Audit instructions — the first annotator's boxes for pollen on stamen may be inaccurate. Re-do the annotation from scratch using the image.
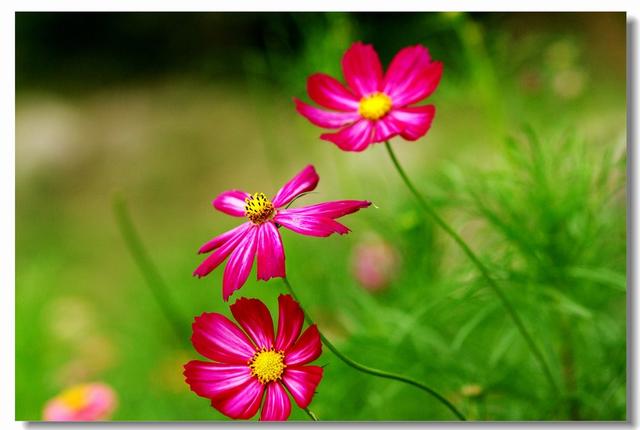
[244,192,275,224]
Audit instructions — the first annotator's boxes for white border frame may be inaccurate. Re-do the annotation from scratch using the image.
[3,3,637,430]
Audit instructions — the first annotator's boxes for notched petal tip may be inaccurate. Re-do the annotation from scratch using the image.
[230,296,248,307]
[192,312,210,325]
[230,296,266,313]
[257,272,285,282]
[278,293,295,302]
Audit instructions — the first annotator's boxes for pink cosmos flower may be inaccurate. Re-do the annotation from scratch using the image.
[294,42,443,152]
[184,294,323,421]
[42,382,117,421]
[194,165,371,301]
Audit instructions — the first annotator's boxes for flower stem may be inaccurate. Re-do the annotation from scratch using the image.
[383,141,557,391]
[112,193,190,347]
[304,407,319,421]
[282,277,466,421]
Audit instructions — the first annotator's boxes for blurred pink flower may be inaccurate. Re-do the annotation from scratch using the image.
[184,295,323,421]
[43,382,117,421]
[351,239,399,292]
[194,165,370,300]
[295,42,443,152]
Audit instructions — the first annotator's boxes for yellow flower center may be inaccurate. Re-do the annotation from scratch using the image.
[358,92,392,120]
[249,348,286,384]
[59,385,90,410]
[244,192,275,224]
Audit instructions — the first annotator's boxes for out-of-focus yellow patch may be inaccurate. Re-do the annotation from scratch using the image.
[59,385,90,410]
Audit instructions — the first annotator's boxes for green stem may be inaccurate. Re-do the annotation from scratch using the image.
[383,141,557,391]
[304,407,319,421]
[113,193,189,346]
[282,277,466,421]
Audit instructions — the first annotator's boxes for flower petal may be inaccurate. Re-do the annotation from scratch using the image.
[320,119,374,152]
[230,297,275,350]
[191,312,256,364]
[282,365,323,409]
[256,222,286,281]
[184,360,253,401]
[387,61,443,107]
[260,382,292,421]
[212,376,265,420]
[213,190,250,217]
[307,73,359,111]
[382,45,441,105]
[193,223,252,278]
[279,200,371,219]
[285,324,322,366]
[274,213,350,237]
[373,116,403,142]
[43,401,75,421]
[77,385,116,420]
[384,45,431,82]
[222,226,258,301]
[275,294,304,352]
[388,105,436,141]
[271,165,319,208]
[294,99,360,129]
[342,42,383,97]
[198,223,250,255]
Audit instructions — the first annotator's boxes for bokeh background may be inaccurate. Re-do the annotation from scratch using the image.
[16,12,626,421]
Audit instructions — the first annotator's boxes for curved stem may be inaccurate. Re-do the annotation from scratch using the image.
[282,277,466,421]
[113,194,190,347]
[383,141,557,391]
[304,407,319,421]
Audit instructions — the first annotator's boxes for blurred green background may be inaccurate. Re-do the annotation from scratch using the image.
[16,12,626,421]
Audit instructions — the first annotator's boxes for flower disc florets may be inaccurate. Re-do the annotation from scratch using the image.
[358,92,393,120]
[244,192,275,224]
[249,348,286,384]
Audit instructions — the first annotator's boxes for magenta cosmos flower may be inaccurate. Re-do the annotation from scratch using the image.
[194,165,371,301]
[184,295,323,421]
[43,383,117,421]
[294,42,443,152]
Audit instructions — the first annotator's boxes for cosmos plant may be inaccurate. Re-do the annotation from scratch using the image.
[187,162,465,421]
[113,40,556,422]
[294,41,556,391]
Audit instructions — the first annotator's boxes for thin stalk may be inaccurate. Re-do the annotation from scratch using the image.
[559,311,580,419]
[282,277,466,421]
[304,407,319,421]
[383,141,557,391]
[113,194,189,346]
